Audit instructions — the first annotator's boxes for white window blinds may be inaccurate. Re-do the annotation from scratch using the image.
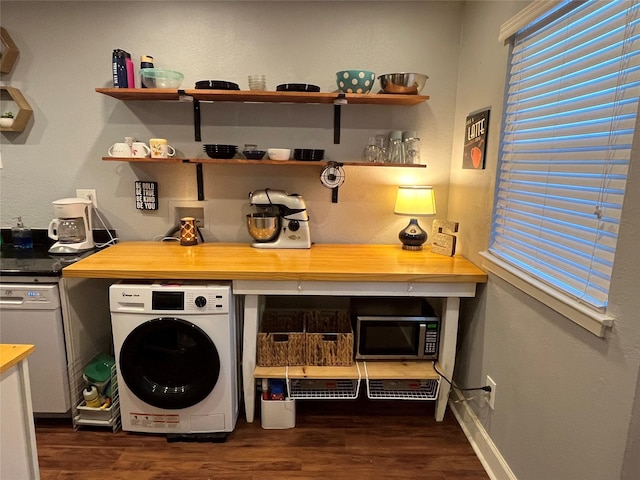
[490,0,640,311]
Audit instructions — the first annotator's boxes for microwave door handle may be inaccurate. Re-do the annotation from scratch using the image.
[418,323,427,358]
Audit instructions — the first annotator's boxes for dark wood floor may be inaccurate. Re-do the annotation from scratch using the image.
[35,398,489,480]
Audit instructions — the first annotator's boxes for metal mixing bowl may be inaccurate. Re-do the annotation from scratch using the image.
[378,73,428,95]
[246,213,280,242]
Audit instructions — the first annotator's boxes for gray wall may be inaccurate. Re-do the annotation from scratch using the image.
[0,0,462,244]
[449,2,640,480]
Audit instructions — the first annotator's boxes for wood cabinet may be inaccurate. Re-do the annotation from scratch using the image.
[0,344,39,480]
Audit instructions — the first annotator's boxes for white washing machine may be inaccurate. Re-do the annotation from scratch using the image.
[110,282,238,434]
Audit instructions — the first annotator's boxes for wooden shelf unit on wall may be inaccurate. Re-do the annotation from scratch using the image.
[0,27,19,74]
[96,87,429,167]
[0,86,33,132]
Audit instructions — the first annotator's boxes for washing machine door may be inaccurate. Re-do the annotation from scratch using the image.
[119,317,221,410]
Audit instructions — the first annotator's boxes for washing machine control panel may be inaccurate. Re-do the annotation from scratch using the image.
[109,283,230,314]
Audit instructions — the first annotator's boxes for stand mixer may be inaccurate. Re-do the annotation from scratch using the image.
[246,189,311,249]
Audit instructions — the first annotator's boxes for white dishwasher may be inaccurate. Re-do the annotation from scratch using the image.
[0,283,71,415]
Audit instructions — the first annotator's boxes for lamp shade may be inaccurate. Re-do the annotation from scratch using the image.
[394,186,436,216]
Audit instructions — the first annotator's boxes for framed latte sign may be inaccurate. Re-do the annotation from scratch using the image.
[0,27,19,74]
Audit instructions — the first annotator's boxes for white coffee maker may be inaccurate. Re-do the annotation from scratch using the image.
[48,198,95,254]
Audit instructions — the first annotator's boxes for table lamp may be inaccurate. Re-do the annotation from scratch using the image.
[394,186,436,250]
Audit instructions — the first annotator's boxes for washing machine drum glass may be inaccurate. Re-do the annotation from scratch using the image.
[119,317,221,410]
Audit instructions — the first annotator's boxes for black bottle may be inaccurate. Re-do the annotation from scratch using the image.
[112,49,128,88]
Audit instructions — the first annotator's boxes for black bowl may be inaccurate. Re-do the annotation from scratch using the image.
[205,150,236,159]
[243,150,266,160]
[203,144,238,151]
[195,80,240,90]
[276,83,321,93]
[293,148,325,161]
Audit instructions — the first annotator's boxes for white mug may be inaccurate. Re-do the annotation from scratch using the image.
[108,142,132,157]
[150,138,176,158]
[131,142,151,158]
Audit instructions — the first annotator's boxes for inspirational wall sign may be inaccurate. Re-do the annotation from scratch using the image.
[135,181,158,210]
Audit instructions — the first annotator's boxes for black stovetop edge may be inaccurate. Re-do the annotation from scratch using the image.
[1,228,116,249]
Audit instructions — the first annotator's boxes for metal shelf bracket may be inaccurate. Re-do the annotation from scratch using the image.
[333,94,347,144]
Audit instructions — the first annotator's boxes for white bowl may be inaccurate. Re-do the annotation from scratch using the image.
[267,148,291,161]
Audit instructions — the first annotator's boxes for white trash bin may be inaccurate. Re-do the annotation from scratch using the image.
[261,397,296,429]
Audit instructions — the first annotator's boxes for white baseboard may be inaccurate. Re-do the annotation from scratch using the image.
[449,390,517,480]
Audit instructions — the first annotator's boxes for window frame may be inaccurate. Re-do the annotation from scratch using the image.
[482,0,639,337]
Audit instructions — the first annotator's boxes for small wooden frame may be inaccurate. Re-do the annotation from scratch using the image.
[431,220,459,257]
[0,28,19,74]
[0,86,33,132]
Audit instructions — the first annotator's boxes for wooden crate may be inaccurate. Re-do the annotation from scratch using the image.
[257,310,306,366]
[305,310,354,366]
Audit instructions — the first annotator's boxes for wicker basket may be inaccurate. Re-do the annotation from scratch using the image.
[305,310,354,366]
[257,310,306,366]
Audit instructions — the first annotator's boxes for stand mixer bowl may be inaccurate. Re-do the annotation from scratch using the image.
[247,213,280,242]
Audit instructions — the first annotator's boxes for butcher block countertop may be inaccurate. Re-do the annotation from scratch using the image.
[62,242,487,283]
[0,344,35,374]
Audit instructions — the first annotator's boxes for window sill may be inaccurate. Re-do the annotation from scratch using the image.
[479,251,614,337]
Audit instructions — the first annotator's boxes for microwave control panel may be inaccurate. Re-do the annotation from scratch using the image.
[424,320,440,356]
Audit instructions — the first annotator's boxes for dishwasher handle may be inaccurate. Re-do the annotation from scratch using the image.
[1,295,25,305]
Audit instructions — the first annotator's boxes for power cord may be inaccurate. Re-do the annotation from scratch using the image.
[93,206,119,248]
[432,361,492,393]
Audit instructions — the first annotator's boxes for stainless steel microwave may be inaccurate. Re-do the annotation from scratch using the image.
[351,298,440,361]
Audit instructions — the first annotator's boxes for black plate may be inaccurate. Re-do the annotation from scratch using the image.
[276,83,320,93]
[195,80,240,90]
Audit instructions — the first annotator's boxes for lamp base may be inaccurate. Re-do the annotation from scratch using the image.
[399,218,427,251]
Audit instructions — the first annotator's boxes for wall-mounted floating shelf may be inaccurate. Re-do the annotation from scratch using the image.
[95,88,428,105]
[0,28,19,74]
[101,156,427,167]
[0,86,33,132]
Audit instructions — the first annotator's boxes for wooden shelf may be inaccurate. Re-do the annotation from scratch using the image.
[95,88,429,105]
[0,28,19,74]
[0,86,33,132]
[102,156,427,167]
[254,361,439,380]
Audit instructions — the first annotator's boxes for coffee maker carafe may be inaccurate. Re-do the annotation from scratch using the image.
[48,198,95,254]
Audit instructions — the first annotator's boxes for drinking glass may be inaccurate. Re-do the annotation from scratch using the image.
[404,137,421,164]
[363,136,384,163]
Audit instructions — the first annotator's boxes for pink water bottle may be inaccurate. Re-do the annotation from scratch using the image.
[125,52,135,88]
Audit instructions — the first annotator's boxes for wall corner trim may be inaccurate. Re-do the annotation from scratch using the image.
[449,391,518,480]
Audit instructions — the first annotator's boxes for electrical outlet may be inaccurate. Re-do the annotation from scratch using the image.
[175,206,205,228]
[76,189,97,209]
[485,375,496,409]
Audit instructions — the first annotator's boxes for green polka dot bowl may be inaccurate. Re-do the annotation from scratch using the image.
[336,70,376,94]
